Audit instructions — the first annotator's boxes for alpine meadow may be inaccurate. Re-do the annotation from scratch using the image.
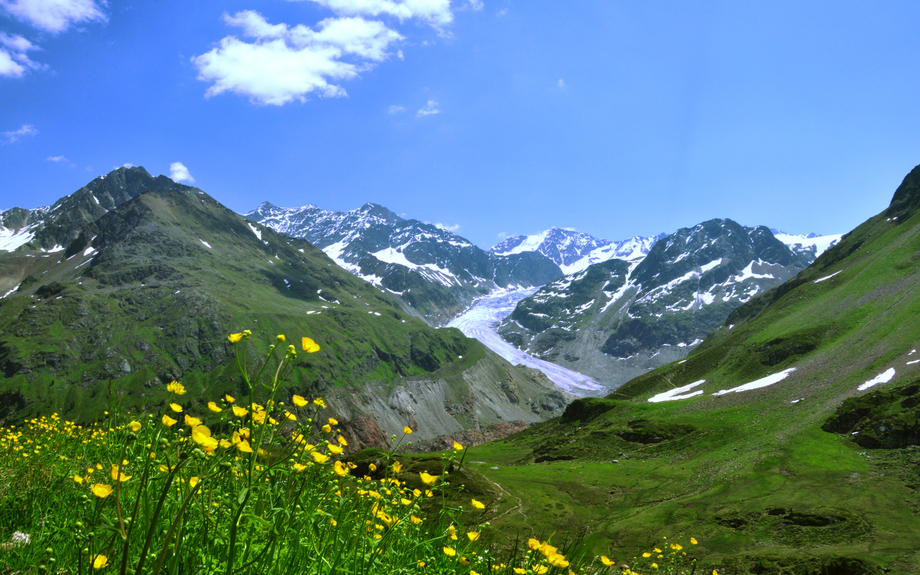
[3,1,920,574]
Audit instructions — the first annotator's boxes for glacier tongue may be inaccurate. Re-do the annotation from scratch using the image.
[447,288,606,396]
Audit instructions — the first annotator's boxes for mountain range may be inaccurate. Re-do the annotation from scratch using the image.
[0,167,567,447]
[497,219,818,388]
[460,163,920,573]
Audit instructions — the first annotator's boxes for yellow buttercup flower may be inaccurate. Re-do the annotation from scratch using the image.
[207,401,222,413]
[110,465,131,482]
[129,420,141,432]
[334,460,348,477]
[314,397,327,409]
[225,394,236,403]
[600,556,615,566]
[392,461,403,473]
[162,414,177,427]
[91,483,113,498]
[302,337,320,353]
[292,395,308,407]
[311,451,329,464]
[691,537,698,545]
[232,405,248,417]
[73,474,83,484]
[337,435,347,446]
[169,403,182,413]
[467,531,480,541]
[328,417,338,426]
[184,414,202,427]
[419,471,437,485]
[228,332,243,343]
[322,424,332,433]
[167,380,186,395]
[293,463,308,473]
[235,440,253,453]
[328,444,343,455]
[403,426,413,434]
[471,498,485,509]
[452,440,463,451]
[189,477,199,488]
[92,554,108,569]
[442,546,456,557]
[276,334,286,343]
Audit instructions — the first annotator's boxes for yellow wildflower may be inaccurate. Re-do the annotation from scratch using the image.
[228,333,243,343]
[293,463,308,473]
[129,420,141,432]
[92,554,108,569]
[643,553,652,558]
[419,471,437,485]
[322,424,332,433]
[691,538,698,545]
[334,460,348,477]
[235,440,253,453]
[528,538,541,551]
[302,337,320,353]
[392,460,403,473]
[403,426,412,434]
[162,414,177,427]
[232,405,248,417]
[328,444,343,455]
[207,401,222,413]
[169,403,182,413]
[285,411,297,421]
[337,435,347,446]
[292,395,308,407]
[453,440,463,451]
[184,414,202,427]
[514,569,526,575]
[443,546,456,557]
[225,394,236,403]
[167,381,186,395]
[600,556,615,566]
[471,498,485,509]
[328,417,338,425]
[468,531,480,541]
[311,451,329,464]
[410,515,422,524]
[73,474,83,484]
[110,465,132,482]
[314,398,326,409]
[276,334,286,343]
[91,483,113,498]
[189,477,199,488]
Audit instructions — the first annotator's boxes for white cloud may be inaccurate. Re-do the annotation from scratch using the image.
[0,33,44,78]
[496,8,507,16]
[388,104,405,114]
[464,0,483,10]
[294,0,453,27]
[2,123,37,143]
[169,162,195,183]
[122,163,134,168]
[435,222,460,232]
[397,48,403,60]
[193,11,403,105]
[557,78,566,89]
[46,155,67,162]
[0,0,107,33]
[416,99,440,117]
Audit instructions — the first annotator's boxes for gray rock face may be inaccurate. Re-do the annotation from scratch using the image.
[498,218,815,389]
[245,202,564,325]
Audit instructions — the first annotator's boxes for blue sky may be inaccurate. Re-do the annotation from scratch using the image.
[2,1,919,249]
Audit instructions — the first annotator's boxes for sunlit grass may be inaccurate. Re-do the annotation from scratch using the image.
[0,331,703,575]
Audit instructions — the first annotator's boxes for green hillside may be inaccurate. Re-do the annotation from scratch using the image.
[461,165,920,574]
[0,169,566,446]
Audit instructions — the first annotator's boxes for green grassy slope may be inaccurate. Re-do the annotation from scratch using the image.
[461,165,920,574]
[0,183,564,442]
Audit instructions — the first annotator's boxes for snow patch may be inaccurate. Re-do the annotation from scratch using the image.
[858,368,896,391]
[700,258,722,273]
[199,239,212,249]
[247,223,262,240]
[648,380,706,403]
[814,271,841,284]
[712,367,796,396]
[1,284,20,299]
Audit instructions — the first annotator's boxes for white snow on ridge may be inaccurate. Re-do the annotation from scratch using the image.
[246,223,262,241]
[199,239,212,249]
[733,260,775,282]
[648,380,706,403]
[1,284,20,299]
[712,367,796,396]
[493,231,549,256]
[857,368,896,391]
[775,233,842,257]
[0,225,37,252]
[701,258,722,273]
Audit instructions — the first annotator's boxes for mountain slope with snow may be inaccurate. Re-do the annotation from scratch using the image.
[491,227,662,274]
[245,202,564,325]
[498,219,814,390]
